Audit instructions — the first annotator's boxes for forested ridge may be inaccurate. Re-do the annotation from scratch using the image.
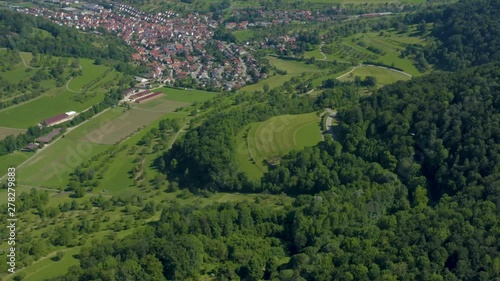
[0,9,132,60]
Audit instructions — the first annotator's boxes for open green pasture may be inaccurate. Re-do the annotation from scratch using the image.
[236,112,322,179]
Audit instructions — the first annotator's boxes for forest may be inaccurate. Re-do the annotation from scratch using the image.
[3,0,500,280]
[0,9,132,61]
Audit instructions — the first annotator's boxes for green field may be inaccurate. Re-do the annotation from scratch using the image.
[240,56,323,93]
[0,89,108,128]
[0,126,26,140]
[0,151,31,178]
[338,65,411,86]
[156,87,218,103]
[236,112,322,179]
[67,59,111,92]
[12,85,216,191]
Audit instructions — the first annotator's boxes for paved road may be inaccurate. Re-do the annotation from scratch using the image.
[320,108,338,141]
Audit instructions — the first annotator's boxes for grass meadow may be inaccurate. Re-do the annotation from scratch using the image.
[236,112,322,180]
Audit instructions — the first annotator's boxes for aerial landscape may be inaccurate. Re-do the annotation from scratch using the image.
[0,0,499,280]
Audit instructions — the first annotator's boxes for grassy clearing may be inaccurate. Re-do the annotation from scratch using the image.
[338,65,411,86]
[233,30,254,43]
[295,121,323,149]
[82,100,189,145]
[156,87,218,103]
[241,56,322,93]
[0,151,31,177]
[67,59,110,91]
[0,126,26,140]
[17,138,110,188]
[236,112,322,179]
[0,88,107,129]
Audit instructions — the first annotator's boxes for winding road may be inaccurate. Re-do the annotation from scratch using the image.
[320,108,338,141]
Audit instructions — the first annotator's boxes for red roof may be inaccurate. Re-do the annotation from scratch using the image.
[135,92,163,103]
[44,114,68,126]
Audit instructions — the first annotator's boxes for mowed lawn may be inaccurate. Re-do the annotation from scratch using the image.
[67,59,110,92]
[236,112,322,179]
[0,151,32,178]
[156,87,218,103]
[0,126,26,140]
[338,65,411,86]
[0,89,107,129]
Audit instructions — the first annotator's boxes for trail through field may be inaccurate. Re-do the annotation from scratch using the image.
[319,42,327,60]
[169,124,188,149]
[19,52,41,69]
[66,77,82,93]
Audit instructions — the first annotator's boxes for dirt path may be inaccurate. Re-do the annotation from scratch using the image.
[169,124,188,149]
[19,52,41,69]
[318,42,327,60]
[65,77,82,93]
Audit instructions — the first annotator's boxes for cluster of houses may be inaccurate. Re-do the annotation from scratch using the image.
[15,2,262,91]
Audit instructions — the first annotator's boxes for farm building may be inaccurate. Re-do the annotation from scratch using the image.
[42,111,77,126]
[124,88,137,97]
[22,143,39,152]
[127,90,151,102]
[135,76,148,83]
[37,128,62,143]
[135,92,163,103]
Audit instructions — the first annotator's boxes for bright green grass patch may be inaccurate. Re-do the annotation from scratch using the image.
[304,49,325,60]
[295,121,322,149]
[17,138,110,188]
[338,65,411,86]
[235,124,266,181]
[267,56,322,74]
[233,30,254,43]
[156,87,218,103]
[67,59,110,91]
[8,247,80,281]
[0,89,107,128]
[237,112,322,178]
[0,151,31,177]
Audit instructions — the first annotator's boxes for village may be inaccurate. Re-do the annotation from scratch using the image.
[13,2,263,91]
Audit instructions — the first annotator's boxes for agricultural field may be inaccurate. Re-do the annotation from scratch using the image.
[66,59,114,92]
[155,87,218,103]
[13,87,215,191]
[240,56,324,93]
[236,112,322,180]
[0,126,25,140]
[0,89,108,128]
[306,26,429,77]
[0,56,120,128]
[338,65,411,86]
[0,151,31,179]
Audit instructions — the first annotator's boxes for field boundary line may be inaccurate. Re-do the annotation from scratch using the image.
[19,52,41,69]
